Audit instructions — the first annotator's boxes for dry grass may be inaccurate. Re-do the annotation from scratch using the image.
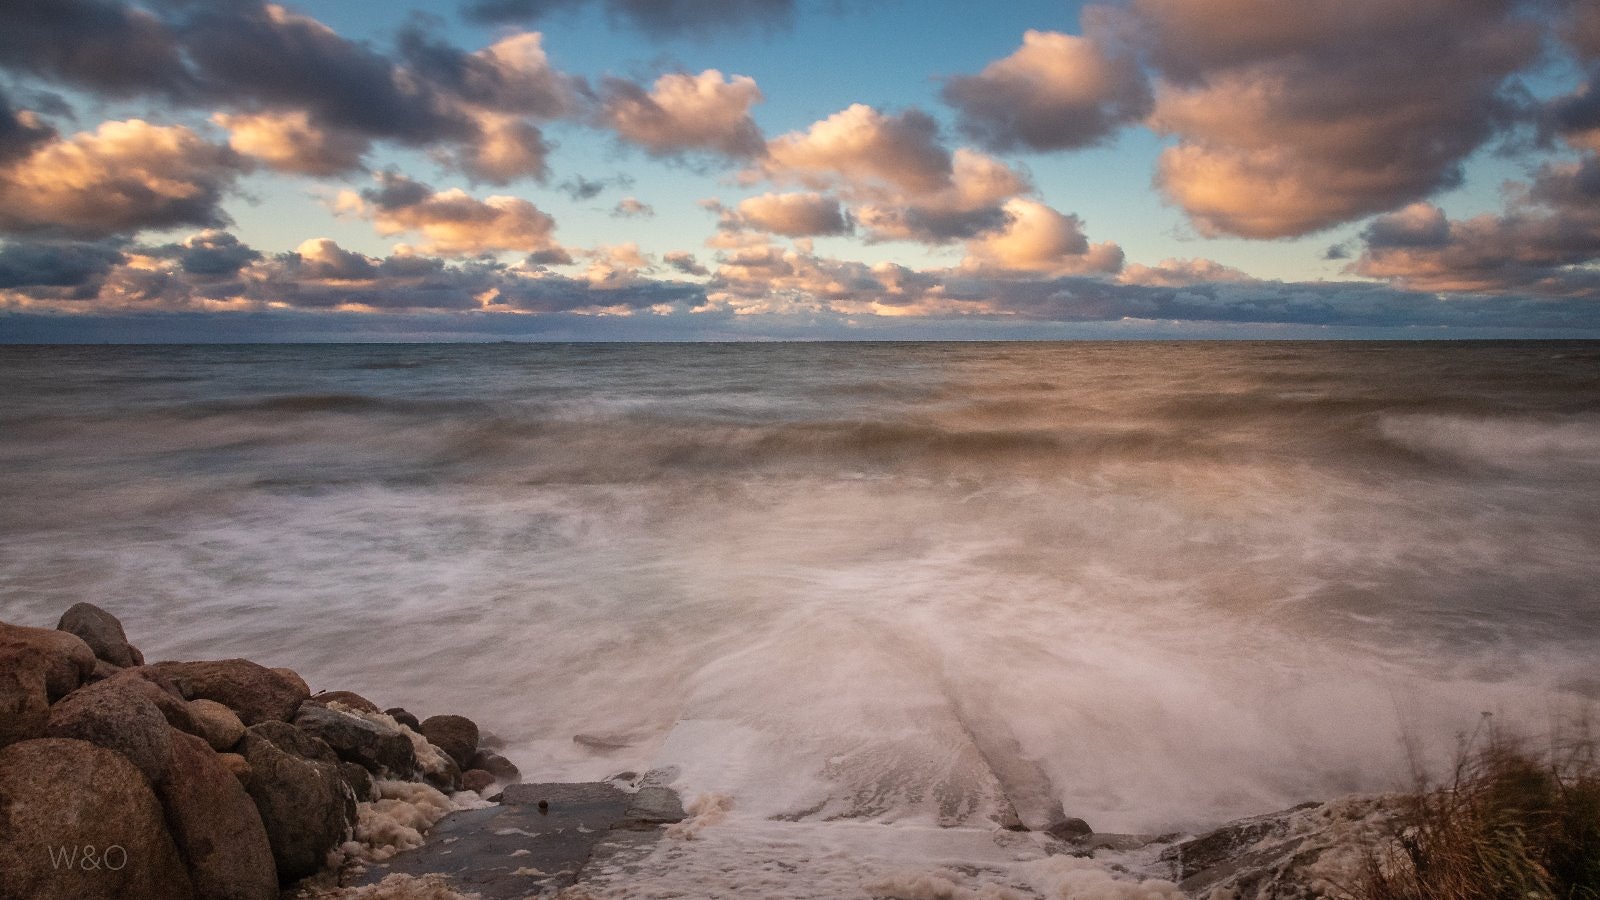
[1360,715,1600,900]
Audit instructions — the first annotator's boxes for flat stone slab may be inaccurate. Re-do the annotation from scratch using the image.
[358,781,685,898]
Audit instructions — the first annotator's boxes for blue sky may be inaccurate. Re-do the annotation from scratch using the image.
[1,0,1598,340]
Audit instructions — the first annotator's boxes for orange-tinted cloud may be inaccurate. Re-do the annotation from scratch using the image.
[763,103,950,195]
[0,119,245,238]
[961,199,1123,275]
[1135,0,1539,238]
[1119,257,1253,287]
[339,172,564,256]
[730,192,851,237]
[943,29,1150,152]
[601,69,764,158]
[213,110,369,176]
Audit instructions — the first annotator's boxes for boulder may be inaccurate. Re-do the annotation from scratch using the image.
[188,699,246,752]
[385,707,422,731]
[339,761,377,803]
[156,731,277,900]
[90,659,122,682]
[423,748,461,793]
[218,752,252,785]
[45,679,175,785]
[238,730,356,882]
[98,668,199,736]
[419,714,479,770]
[244,721,338,765]
[1045,817,1094,841]
[55,602,142,669]
[314,690,382,715]
[469,749,522,784]
[0,665,49,749]
[144,659,309,725]
[0,620,96,700]
[0,738,194,900]
[461,769,496,794]
[293,705,416,776]
[271,667,310,697]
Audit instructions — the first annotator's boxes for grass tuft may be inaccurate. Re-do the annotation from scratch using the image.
[1360,714,1600,900]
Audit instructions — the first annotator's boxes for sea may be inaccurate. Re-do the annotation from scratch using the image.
[2,341,1597,895]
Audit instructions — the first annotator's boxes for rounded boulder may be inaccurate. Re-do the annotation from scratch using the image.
[144,659,309,725]
[55,602,143,669]
[419,714,479,771]
[156,731,277,900]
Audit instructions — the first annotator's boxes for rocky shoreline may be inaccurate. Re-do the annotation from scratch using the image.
[1,603,522,900]
[2,602,1406,900]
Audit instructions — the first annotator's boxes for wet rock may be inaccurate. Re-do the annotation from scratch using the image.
[419,714,479,770]
[45,679,175,785]
[314,690,381,714]
[0,620,96,701]
[469,749,521,784]
[385,707,421,731]
[244,721,338,765]
[460,768,496,794]
[1045,817,1094,841]
[0,738,194,900]
[574,732,633,751]
[56,602,142,668]
[423,747,462,793]
[157,730,277,900]
[477,728,507,752]
[271,667,310,697]
[189,698,246,751]
[238,730,357,883]
[339,760,377,803]
[293,705,417,777]
[145,659,310,725]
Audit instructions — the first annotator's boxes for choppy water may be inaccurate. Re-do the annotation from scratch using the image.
[2,341,1597,836]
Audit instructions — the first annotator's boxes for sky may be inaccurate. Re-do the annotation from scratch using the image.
[1,0,1599,341]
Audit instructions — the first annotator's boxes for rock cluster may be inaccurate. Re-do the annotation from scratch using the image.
[0,605,522,900]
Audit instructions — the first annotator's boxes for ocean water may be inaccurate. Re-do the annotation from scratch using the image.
[2,342,1598,850]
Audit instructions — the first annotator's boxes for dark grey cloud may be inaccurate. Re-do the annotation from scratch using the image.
[397,24,580,118]
[0,89,56,163]
[0,0,194,96]
[0,238,126,297]
[663,251,708,276]
[150,229,261,277]
[461,0,795,35]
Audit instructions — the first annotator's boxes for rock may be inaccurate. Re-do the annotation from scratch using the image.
[424,748,461,793]
[469,749,521,784]
[0,665,49,749]
[293,705,416,776]
[385,707,422,731]
[271,667,310,697]
[90,659,122,682]
[1045,817,1094,841]
[0,738,195,900]
[420,714,479,770]
[460,769,496,794]
[243,721,338,765]
[339,761,377,803]
[55,602,142,669]
[314,690,382,714]
[237,730,357,883]
[45,679,175,785]
[99,668,198,736]
[145,659,309,725]
[156,730,277,900]
[218,752,252,785]
[188,698,246,752]
[0,620,96,700]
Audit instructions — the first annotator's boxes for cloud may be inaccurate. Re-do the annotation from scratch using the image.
[727,192,850,236]
[1133,0,1540,238]
[763,104,951,194]
[663,250,708,276]
[612,197,654,218]
[942,29,1151,152]
[1118,257,1253,287]
[0,119,245,239]
[342,171,564,256]
[851,148,1029,243]
[0,90,57,163]
[213,109,369,175]
[1354,158,1600,296]
[0,238,126,298]
[460,0,795,35]
[0,0,193,96]
[152,229,262,277]
[398,29,578,119]
[961,199,1124,275]
[601,69,764,159]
